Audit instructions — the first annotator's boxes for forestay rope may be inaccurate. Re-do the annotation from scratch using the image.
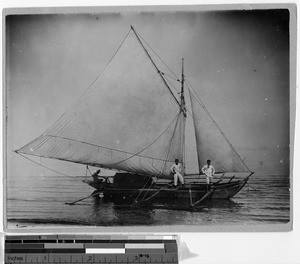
[133,111,185,204]
[162,75,193,117]
[132,31,252,173]
[107,113,179,167]
[18,153,75,178]
[185,77,252,173]
[134,30,179,81]
[133,113,184,204]
[28,135,177,164]
[43,28,132,136]
[131,26,181,109]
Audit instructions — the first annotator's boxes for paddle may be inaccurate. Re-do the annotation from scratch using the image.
[65,192,101,205]
[191,189,214,207]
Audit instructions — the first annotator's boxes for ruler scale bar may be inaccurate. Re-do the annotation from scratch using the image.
[5,253,178,262]
[125,243,165,249]
[86,248,126,254]
[44,243,84,249]
[5,235,178,264]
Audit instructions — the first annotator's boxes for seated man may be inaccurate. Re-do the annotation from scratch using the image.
[92,169,102,183]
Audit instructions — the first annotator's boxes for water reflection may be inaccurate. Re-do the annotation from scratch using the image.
[7,174,290,226]
[91,195,156,225]
[113,206,156,225]
[201,199,243,209]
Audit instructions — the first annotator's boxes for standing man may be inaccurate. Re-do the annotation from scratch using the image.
[201,160,215,190]
[170,159,184,187]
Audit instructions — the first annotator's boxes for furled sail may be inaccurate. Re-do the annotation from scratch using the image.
[189,89,251,173]
[16,29,185,178]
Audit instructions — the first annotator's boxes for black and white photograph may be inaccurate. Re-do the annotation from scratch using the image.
[4,6,292,230]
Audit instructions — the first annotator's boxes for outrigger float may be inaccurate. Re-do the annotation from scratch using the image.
[16,26,254,211]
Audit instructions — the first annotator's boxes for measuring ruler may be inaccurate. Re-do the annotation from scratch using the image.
[5,235,178,264]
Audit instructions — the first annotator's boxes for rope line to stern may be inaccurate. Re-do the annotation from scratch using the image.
[16,152,75,179]
[185,77,252,173]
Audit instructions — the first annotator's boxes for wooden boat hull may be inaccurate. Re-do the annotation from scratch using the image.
[85,173,251,209]
[212,178,249,199]
[101,186,211,207]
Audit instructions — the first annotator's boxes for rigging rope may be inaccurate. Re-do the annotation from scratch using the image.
[41,134,176,163]
[160,114,181,175]
[160,71,181,83]
[131,26,180,109]
[133,113,183,204]
[77,28,132,101]
[185,77,252,173]
[135,30,179,80]
[127,43,191,176]
[42,28,132,137]
[85,165,88,180]
[163,74,180,93]
[163,75,193,117]
[17,153,75,178]
[133,176,154,204]
[86,166,93,177]
[107,113,180,167]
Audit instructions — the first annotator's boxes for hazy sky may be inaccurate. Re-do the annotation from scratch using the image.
[6,9,290,178]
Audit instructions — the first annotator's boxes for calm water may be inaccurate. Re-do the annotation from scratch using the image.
[6,174,290,227]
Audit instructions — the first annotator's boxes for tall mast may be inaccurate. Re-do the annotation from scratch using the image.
[181,58,187,173]
[181,58,185,112]
[131,25,187,172]
[180,58,187,117]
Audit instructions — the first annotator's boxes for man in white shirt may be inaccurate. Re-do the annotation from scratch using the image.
[201,160,215,189]
[170,159,184,187]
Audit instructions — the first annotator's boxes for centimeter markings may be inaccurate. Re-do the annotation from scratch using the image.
[5,235,178,264]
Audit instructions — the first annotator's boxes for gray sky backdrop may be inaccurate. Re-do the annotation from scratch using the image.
[6,9,290,178]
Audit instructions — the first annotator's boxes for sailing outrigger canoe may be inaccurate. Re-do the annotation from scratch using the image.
[16,26,254,210]
[84,172,253,209]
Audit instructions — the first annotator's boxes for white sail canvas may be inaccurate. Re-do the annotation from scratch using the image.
[17,30,186,177]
